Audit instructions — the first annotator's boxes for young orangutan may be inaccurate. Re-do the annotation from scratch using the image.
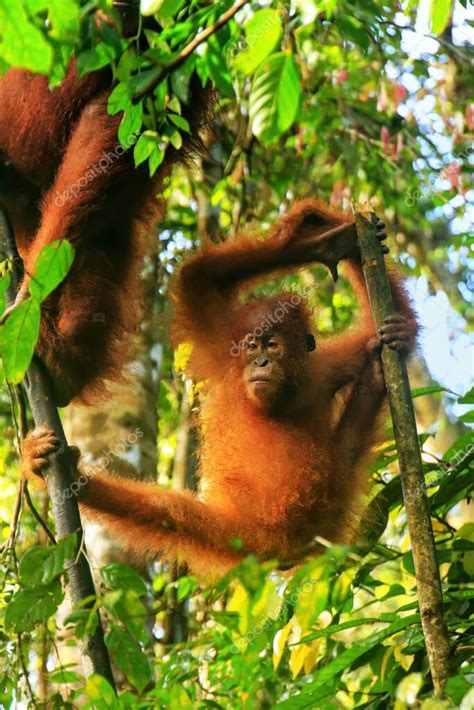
[21,201,418,579]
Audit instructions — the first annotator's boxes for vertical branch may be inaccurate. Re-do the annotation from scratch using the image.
[355,209,452,695]
[0,210,116,690]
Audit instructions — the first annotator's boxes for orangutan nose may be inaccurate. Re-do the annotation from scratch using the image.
[254,356,269,367]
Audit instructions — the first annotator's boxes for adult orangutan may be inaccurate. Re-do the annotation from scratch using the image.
[21,201,418,579]
[0,47,209,405]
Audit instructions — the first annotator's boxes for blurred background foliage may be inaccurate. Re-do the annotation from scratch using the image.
[0,0,472,708]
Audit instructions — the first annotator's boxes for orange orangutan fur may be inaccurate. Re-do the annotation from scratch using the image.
[0,61,210,405]
[22,201,418,580]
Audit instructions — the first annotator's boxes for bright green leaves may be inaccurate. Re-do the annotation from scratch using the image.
[4,581,64,633]
[18,534,78,589]
[430,0,454,34]
[134,132,165,175]
[249,53,301,144]
[106,627,153,693]
[101,563,148,597]
[85,676,117,710]
[234,9,283,75]
[107,81,145,150]
[101,563,153,692]
[5,535,76,633]
[228,9,301,144]
[29,239,74,303]
[0,0,80,77]
[0,239,74,385]
[0,298,40,385]
[0,1,53,73]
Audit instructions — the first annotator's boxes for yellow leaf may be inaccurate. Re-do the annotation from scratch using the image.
[394,644,414,671]
[173,342,193,374]
[396,672,423,704]
[273,622,292,670]
[252,579,281,622]
[380,647,392,681]
[289,643,308,678]
[303,640,322,674]
[227,583,249,635]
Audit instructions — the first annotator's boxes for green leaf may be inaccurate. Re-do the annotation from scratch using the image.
[0,2,53,73]
[64,605,99,640]
[48,669,84,685]
[118,102,143,146]
[0,298,40,383]
[411,386,448,398]
[430,0,453,34]
[5,580,64,632]
[76,43,116,76]
[149,145,165,176]
[249,52,301,144]
[336,15,370,54]
[101,563,147,597]
[19,535,77,589]
[131,66,164,99]
[103,589,148,643]
[168,113,190,132]
[134,132,158,167]
[170,56,195,104]
[300,616,393,644]
[169,129,182,149]
[29,240,75,303]
[458,387,474,404]
[85,675,116,709]
[25,0,80,41]
[105,627,152,692]
[234,9,283,75]
[155,0,186,23]
[0,272,10,314]
[108,82,132,116]
[204,31,234,98]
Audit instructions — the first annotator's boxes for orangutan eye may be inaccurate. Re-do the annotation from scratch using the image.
[246,340,257,350]
[267,340,278,349]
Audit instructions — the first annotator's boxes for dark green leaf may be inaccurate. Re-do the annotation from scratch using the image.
[101,563,147,597]
[5,580,64,632]
[105,627,152,692]
[19,535,77,589]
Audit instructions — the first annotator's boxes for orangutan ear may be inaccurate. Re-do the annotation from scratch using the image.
[306,334,316,352]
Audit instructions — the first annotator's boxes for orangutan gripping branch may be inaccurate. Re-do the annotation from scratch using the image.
[22,201,418,579]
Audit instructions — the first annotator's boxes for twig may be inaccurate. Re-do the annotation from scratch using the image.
[135,0,249,99]
[17,633,38,708]
[24,486,56,545]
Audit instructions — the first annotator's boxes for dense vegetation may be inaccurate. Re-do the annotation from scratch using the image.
[0,1,472,708]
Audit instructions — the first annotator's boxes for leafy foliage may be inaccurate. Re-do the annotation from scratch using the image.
[0,0,472,708]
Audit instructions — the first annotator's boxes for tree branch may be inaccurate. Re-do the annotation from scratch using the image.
[355,208,452,696]
[0,210,116,690]
[135,0,249,99]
